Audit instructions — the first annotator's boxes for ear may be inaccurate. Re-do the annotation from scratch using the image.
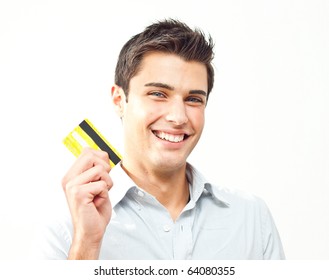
[111,85,127,118]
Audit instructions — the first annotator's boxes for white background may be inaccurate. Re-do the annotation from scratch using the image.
[0,0,328,259]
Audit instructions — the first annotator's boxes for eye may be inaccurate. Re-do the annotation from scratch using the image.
[186,96,205,104]
[149,91,166,98]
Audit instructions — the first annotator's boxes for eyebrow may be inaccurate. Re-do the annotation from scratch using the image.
[144,82,174,91]
[144,82,207,97]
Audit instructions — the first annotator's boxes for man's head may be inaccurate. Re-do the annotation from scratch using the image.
[112,19,214,174]
[114,19,215,101]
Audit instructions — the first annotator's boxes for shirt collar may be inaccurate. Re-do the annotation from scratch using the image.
[186,163,231,207]
[109,162,231,208]
[108,163,137,208]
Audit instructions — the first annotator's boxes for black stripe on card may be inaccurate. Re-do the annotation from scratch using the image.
[79,120,121,165]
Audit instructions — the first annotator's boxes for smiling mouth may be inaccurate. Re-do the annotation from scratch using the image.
[152,131,189,143]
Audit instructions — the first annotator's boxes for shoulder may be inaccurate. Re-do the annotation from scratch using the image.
[188,163,268,209]
[214,184,264,204]
[211,183,269,212]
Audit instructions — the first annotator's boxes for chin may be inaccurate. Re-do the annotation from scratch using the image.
[153,157,187,172]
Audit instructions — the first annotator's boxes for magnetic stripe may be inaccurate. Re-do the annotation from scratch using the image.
[79,120,121,165]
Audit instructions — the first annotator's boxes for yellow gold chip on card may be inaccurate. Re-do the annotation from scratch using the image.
[63,119,122,167]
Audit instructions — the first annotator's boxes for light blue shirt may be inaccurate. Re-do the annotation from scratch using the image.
[33,163,285,259]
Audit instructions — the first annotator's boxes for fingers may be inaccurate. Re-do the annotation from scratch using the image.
[88,181,110,209]
[62,147,111,190]
[65,164,112,190]
[68,180,110,206]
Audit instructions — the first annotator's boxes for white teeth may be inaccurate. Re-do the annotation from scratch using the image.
[155,131,185,143]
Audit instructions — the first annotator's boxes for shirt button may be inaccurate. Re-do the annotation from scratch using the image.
[163,225,171,232]
[137,190,144,197]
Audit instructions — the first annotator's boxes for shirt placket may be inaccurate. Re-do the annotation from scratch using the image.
[172,208,195,259]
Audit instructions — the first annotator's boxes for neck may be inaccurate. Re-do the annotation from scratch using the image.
[121,161,190,221]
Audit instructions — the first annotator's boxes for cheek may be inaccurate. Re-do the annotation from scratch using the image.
[123,101,157,135]
[187,109,205,130]
[133,100,163,124]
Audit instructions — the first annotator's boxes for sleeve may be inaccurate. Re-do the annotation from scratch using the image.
[29,216,72,260]
[259,199,286,260]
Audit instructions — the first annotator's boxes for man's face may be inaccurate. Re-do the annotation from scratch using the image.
[120,52,208,173]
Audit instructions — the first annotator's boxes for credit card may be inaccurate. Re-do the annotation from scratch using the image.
[63,119,122,167]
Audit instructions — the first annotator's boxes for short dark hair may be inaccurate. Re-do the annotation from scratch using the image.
[114,19,215,101]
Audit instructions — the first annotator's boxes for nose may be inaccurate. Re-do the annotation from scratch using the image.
[165,99,188,125]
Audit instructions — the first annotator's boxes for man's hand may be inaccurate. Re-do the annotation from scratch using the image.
[61,148,112,259]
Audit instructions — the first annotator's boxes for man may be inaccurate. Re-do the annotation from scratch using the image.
[36,19,285,259]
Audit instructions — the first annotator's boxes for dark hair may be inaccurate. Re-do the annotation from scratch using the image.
[114,19,215,101]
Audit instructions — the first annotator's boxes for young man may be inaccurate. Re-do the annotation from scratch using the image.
[37,19,285,259]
